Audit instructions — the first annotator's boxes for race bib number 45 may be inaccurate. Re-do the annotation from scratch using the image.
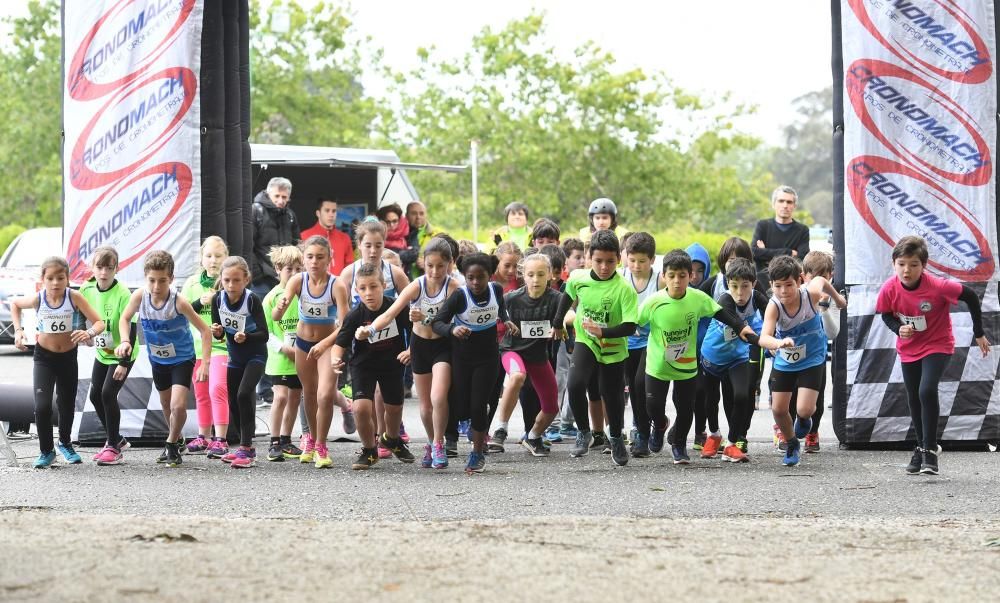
[149,343,177,359]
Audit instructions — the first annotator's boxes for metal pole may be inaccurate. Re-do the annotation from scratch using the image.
[471,139,479,244]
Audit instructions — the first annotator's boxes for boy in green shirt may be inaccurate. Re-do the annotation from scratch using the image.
[562,230,638,466]
[640,250,757,464]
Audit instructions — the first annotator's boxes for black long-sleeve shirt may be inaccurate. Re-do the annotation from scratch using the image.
[431,282,510,363]
[751,219,810,275]
[335,296,411,367]
[211,290,269,365]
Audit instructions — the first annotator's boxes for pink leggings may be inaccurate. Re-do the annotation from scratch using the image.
[501,351,558,414]
[193,355,229,428]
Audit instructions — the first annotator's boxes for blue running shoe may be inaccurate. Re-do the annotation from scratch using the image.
[649,427,667,453]
[432,442,448,469]
[457,419,471,437]
[794,417,813,440]
[671,445,690,465]
[783,438,801,466]
[544,427,563,443]
[33,451,56,469]
[421,444,433,468]
[465,451,485,473]
[559,425,578,438]
[56,442,82,464]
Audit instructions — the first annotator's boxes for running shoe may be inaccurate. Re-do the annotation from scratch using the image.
[488,428,508,453]
[352,447,379,470]
[649,426,667,454]
[56,442,82,464]
[920,446,941,475]
[558,425,578,438]
[591,430,608,451]
[165,443,183,467]
[445,437,458,458]
[722,443,748,463]
[522,437,550,457]
[432,442,448,469]
[33,451,56,469]
[206,438,229,459]
[221,450,238,464]
[804,432,820,453]
[299,434,316,464]
[95,446,123,466]
[794,417,813,440]
[380,433,415,463]
[377,443,392,459]
[175,437,187,454]
[631,433,650,458]
[267,443,284,462]
[457,419,471,437]
[905,448,923,475]
[701,434,723,459]
[736,439,749,454]
[118,437,131,451]
[399,422,410,444]
[342,409,357,435]
[231,447,256,468]
[782,438,801,466]
[569,430,594,458]
[156,445,170,464]
[544,427,563,443]
[665,424,676,447]
[775,427,788,452]
[186,435,209,454]
[281,441,303,459]
[465,451,486,474]
[314,444,333,468]
[671,445,690,465]
[692,431,707,451]
[421,444,433,468]
[609,436,629,467]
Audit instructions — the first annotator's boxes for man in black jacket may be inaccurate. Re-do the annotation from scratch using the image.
[751,185,810,290]
[250,177,301,299]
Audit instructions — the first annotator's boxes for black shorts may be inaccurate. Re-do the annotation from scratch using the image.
[268,374,302,389]
[350,362,404,405]
[768,363,825,393]
[409,334,451,375]
[152,359,195,392]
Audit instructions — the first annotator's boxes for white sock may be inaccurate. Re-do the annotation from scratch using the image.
[498,421,509,431]
[528,430,540,440]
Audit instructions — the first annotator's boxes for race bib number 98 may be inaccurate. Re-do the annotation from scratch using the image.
[219,308,246,333]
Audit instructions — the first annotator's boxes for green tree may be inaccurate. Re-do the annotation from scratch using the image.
[249,0,376,147]
[0,0,62,226]
[768,87,833,226]
[380,14,769,238]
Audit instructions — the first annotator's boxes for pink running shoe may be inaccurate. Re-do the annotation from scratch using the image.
[94,446,123,466]
[377,443,392,459]
[206,438,229,459]
[230,447,256,468]
[399,422,410,444]
[299,433,316,463]
[186,435,210,454]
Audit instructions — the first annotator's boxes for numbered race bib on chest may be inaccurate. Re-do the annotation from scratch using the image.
[898,314,927,332]
[421,299,442,320]
[521,320,552,339]
[780,343,807,364]
[219,308,246,333]
[664,341,689,361]
[283,332,297,348]
[301,300,328,319]
[149,342,177,359]
[469,306,496,326]
[370,319,400,343]
[92,333,112,349]
[38,313,72,334]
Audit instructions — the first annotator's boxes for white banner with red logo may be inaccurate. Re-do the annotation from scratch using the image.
[843,0,997,284]
[63,0,203,285]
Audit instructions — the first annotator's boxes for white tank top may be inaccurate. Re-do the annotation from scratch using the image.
[455,283,500,331]
[36,290,75,334]
[411,275,451,323]
[297,272,337,324]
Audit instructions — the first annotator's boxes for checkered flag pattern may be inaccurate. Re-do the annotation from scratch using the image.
[843,281,1000,444]
[72,346,198,445]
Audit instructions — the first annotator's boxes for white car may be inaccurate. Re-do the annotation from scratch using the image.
[0,228,62,344]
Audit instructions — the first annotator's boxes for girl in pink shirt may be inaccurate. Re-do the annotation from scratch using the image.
[875,236,990,476]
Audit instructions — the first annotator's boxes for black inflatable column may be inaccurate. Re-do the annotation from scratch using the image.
[239,1,253,257]
[222,0,244,257]
[830,0,848,443]
[199,0,226,244]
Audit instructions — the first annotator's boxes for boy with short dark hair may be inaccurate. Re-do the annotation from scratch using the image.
[531,218,561,248]
[758,255,846,467]
[640,250,757,464]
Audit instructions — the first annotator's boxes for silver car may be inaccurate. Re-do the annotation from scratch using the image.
[0,228,62,343]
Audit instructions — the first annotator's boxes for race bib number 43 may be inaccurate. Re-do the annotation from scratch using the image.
[301,301,328,319]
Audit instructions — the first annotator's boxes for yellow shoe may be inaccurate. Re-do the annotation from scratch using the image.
[299,434,315,463]
[314,445,332,468]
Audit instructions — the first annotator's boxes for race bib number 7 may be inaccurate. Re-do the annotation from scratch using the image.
[664,341,689,361]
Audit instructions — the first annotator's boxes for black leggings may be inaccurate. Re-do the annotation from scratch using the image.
[227,361,266,448]
[789,367,827,434]
[626,348,650,436]
[33,345,78,454]
[703,362,754,443]
[900,353,949,451]
[693,367,713,434]
[646,375,698,445]
[568,344,626,436]
[89,361,130,446]
[453,356,500,433]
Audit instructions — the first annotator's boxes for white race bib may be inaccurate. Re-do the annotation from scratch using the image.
[521,320,553,339]
[420,299,443,319]
[369,319,400,343]
[664,341,689,361]
[219,308,246,333]
[149,343,177,359]
[899,314,928,332]
[780,344,807,364]
[38,314,72,334]
[92,333,112,349]
[301,300,328,319]
[469,306,496,326]
[283,332,297,348]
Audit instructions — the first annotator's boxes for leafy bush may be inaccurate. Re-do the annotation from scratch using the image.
[0,224,26,258]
